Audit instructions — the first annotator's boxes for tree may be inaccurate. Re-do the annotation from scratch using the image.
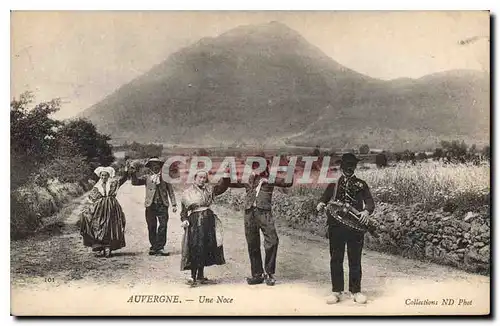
[433,148,444,161]
[56,118,114,169]
[482,145,490,160]
[11,92,62,188]
[359,144,370,155]
[375,153,388,168]
[416,152,428,161]
[312,145,321,157]
[197,148,210,156]
[441,140,469,163]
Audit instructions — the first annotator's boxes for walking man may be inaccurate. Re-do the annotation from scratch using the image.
[316,153,375,304]
[130,157,177,256]
[230,159,294,286]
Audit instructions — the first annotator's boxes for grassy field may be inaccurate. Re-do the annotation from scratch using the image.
[289,161,490,212]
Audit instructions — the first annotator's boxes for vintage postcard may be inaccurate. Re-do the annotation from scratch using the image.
[10,10,490,316]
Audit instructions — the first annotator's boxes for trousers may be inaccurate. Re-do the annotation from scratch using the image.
[145,202,169,251]
[244,207,279,276]
[328,224,364,293]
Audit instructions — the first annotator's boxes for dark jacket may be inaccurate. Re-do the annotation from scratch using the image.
[229,174,293,210]
[319,174,375,224]
[131,172,177,208]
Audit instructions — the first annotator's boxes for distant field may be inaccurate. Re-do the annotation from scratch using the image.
[289,161,490,211]
[112,144,383,163]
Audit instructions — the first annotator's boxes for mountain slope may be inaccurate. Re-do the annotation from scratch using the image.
[81,21,489,151]
[291,69,490,150]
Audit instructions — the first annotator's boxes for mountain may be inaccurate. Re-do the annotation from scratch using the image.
[80,21,490,151]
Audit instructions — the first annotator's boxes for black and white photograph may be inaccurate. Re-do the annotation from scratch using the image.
[9,10,490,316]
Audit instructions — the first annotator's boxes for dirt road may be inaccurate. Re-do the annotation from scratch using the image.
[10,182,490,316]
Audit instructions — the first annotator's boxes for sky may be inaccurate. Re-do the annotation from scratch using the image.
[10,11,490,120]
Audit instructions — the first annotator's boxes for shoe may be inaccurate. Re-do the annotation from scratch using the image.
[104,248,111,258]
[353,292,367,304]
[156,249,170,256]
[246,275,264,285]
[265,274,276,286]
[186,278,198,287]
[94,250,105,257]
[199,277,217,285]
[149,249,156,255]
[326,292,342,305]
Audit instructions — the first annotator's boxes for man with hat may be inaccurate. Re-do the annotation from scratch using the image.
[316,153,375,305]
[130,157,177,256]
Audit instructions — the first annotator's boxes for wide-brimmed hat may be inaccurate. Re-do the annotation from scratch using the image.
[335,153,362,165]
[94,166,116,178]
[145,157,165,168]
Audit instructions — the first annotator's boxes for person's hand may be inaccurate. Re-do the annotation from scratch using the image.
[181,220,189,228]
[172,206,178,213]
[316,202,326,212]
[261,178,269,184]
[359,210,370,225]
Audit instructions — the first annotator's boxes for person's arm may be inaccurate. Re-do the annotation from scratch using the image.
[87,187,102,203]
[362,182,375,214]
[228,181,247,189]
[180,202,189,222]
[213,177,231,197]
[117,173,129,188]
[268,176,294,188]
[84,187,102,215]
[180,200,191,228]
[166,183,177,208]
[129,166,147,186]
[319,182,336,204]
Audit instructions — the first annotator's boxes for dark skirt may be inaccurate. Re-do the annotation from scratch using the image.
[181,209,225,270]
[80,196,126,251]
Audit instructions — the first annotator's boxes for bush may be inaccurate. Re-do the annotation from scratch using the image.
[416,152,428,161]
[11,184,57,239]
[11,181,87,239]
[482,145,490,160]
[36,155,93,187]
[359,144,370,155]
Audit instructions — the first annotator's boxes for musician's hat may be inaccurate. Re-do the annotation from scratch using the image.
[336,153,361,164]
[145,157,165,168]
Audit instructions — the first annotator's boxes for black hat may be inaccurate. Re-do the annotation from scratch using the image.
[336,153,362,164]
[145,157,165,168]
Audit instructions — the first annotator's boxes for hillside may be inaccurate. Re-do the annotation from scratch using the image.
[81,21,490,151]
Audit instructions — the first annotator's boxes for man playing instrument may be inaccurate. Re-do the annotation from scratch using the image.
[316,153,375,305]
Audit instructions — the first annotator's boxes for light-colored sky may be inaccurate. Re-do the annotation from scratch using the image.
[11,11,489,119]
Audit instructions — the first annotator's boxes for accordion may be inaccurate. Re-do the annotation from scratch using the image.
[326,201,378,236]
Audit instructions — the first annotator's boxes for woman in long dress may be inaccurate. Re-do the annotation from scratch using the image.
[80,166,128,258]
[180,171,230,287]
